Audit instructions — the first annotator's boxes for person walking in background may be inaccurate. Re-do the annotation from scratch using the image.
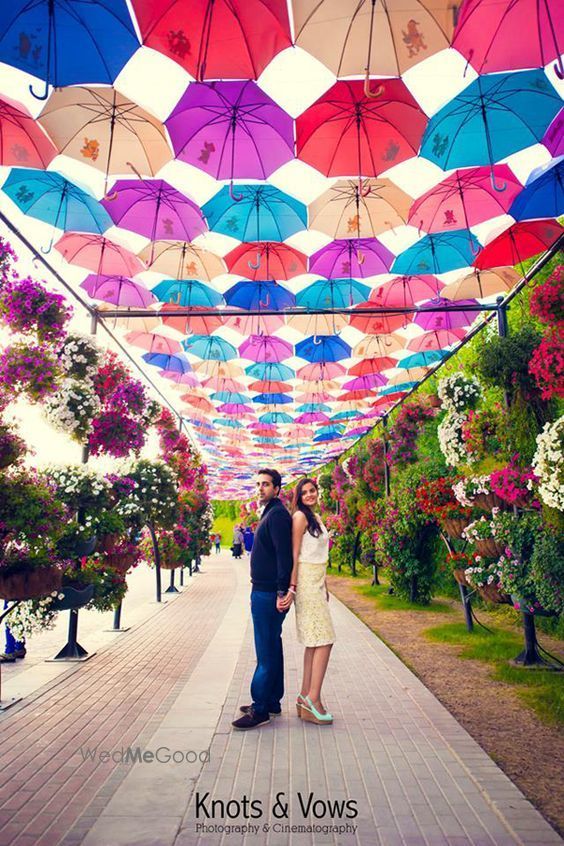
[243,526,254,556]
[215,533,221,554]
[232,525,243,559]
[0,601,26,663]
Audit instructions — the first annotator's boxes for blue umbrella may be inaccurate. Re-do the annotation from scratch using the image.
[0,0,139,99]
[211,391,251,404]
[2,168,111,242]
[246,362,295,381]
[259,411,293,424]
[142,352,191,373]
[202,184,307,241]
[296,278,370,309]
[316,425,346,435]
[398,350,447,368]
[182,336,237,361]
[255,437,282,444]
[296,403,331,412]
[295,335,352,362]
[314,432,343,442]
[392,231,481,275]
[213,418,243,428]
[252,393,293,404]
[330,410,362,421]
[379,382,417,395]
[420,70,562,188]
[224,279,296,310]
[509,157,564,221]
[152,279,224,307]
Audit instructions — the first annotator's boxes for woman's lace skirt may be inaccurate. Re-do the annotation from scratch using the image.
[295,560,336,647]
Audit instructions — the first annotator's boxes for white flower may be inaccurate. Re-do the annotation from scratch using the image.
[532,416,564,511]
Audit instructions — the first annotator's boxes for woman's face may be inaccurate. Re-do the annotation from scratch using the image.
[300,483,318,507]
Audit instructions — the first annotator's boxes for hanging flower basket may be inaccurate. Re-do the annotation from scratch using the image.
[440,517,468,539]
[71,535,98,558]
[97,534,121,553]
[452,568,469,586]
[473,492,505,511]
[51,584,94,611]
[106,551,138,573]
[428,395,442,408]
[0,565,62,601]
[477,583,511,604]
[510,595,556,618]
[474,538,506,558]
[159,555,182,570]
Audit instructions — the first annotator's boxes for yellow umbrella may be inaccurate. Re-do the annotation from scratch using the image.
[353,333,405,357]
[192,360,244,378]
[442,267,519,301]
[309,178,411,239]
[139,241,226,281]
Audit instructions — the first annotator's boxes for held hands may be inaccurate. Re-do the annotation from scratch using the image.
[277,591,294,612]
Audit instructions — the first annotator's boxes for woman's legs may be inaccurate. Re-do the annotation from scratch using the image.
[300,647,314,698]
[307,644,333,713]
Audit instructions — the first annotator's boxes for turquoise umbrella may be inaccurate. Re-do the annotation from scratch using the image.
[202,184,307,241]
[152,279,224,307]
[182,335,237,360]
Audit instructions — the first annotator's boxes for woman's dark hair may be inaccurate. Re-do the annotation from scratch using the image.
[291,478,321,537]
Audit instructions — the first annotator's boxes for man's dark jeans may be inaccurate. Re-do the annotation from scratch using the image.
[250,590,287,718]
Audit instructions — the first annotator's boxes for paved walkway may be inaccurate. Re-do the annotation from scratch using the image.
[0,552,561,846]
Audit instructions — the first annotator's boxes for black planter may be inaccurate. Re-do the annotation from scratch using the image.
[511,594,556,618]
[51,584,94,611]
[72,535,98,557]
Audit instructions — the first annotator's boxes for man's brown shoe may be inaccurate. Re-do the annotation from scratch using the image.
[232,708,270,730]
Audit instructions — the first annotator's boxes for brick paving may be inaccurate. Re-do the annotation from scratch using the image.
[0,553,561,846]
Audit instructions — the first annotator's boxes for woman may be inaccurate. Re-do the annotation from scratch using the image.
[280,477,335,725]
[232,526,243,559]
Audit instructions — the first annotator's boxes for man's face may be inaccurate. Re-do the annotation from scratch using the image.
[256,473,278,504]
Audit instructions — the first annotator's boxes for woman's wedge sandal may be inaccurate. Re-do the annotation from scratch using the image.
[301,696,333,724]
[296,693,309,716]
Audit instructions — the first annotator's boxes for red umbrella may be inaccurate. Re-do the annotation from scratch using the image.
[248,380,292,392]
[407,329,466,352]
[125,331,181,354]
[349,306,413,334]
[296,80,427,179]
[132,0,291,80]
[160,303,223,335]
[55,233,145,277]
[349,356,397,376]
[0,95,56,168]
[338,389,377,401]
[225,241,307,280]
[369,275,443,308]
[474,220,563,269]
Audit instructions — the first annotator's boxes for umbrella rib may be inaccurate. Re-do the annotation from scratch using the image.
[63,0,136,82]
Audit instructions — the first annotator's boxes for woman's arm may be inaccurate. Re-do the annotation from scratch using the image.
[278,511,306,610]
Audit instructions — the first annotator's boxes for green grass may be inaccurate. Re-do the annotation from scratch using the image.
[211,515,238,547]
[355,582,455,613]
[423,622,564,725]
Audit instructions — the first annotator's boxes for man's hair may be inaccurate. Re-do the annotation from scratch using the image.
[258,468,282,492]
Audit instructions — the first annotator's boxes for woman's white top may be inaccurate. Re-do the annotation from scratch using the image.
[298,515,329,564]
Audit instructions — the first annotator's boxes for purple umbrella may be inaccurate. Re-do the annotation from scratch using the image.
[101,179,207,242]
[543,111,564,158]
[239,335,293,362]
[217,403,254,415]
[295,411,330,424]
[308,238,394,278]
[414,298,479,331]
[343,374,387,391]
[166,81,294,184]
[80,274,156,307]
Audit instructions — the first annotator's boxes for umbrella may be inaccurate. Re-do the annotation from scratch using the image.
[160,370,199,386]
[239,335,293,362]
[139,241,225,280]
[309,238,394,278]
[296,278,370,309]
[441,268,518,301]
[81,274,156,307]
[248,380,293,392]
[223,312,285,335]
[55,233,144,276]
[2,169,111,240]
[295,335,352,363]
[182,335,237,361]
[392,230,481,275]
[202,184,307,241]
[260,411,294,424]
[126,331,181,354]
[331,410,362,421]
[160,303,223,335]
[294,380,340,392]
[543,111,563,158]
[217,402,254,415]
[132,0,291,80]
[101,179,207,243]
[349,306,412,334]
[343,374,387,390]
[225,242,307,281]
[38,87,172,195]
[287,313,349,335]
[252,393,293,404]
[474,220,563,270]
[349,356,397,375]
[166,80,293,184]
[97,307,161,332]
[246,362,295,381]
[142,352,191,373]
[509,158,564,222]
[297,362,346,380]
[193,360,244,377]
[152,279,224,307]
[369,275,443,308]
[397,350,446,368]
[452,0,563,76]
[296,391,334,403]
[414,298,478,331]
[308,178,411,240]
[0,95,56,166]
[214,418,244,428]
[0,0,139,99]
[353,334,406,357]
[224,279,296,310]
[408,165,521,234]
[211,391,251,405]
[205,377,246,392]
[420,70,561,186]
[293,0,454,79]
[296,80,427,179]
[407,329,466,351]
[380,382,416,395]
[339,388,378,401]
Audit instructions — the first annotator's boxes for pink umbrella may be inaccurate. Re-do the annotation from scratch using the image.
[369,275,443,307]
[224,311,285,335]
[202,377,246,391]
[343,374,387,390]
[296,362,346,380]
[414,298,478,331]
[295,411,330,423]
[160,303,223,335]
[346,426,372,437]
[55,233,145,276]
[408,166,521,234]
[0,95,57,168]
[239,335,293,362]
[159,369,199,386]
[407,329,466,351]
[80,274,156,307]
[295,391,333,403]
[101,179,207,242]
[309,238,394,278]
[125,331,181,354]
[217,403,254,415]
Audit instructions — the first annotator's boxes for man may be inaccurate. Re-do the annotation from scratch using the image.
[243,526,254,556]
[232,469,293,730]
[214,533,221,554]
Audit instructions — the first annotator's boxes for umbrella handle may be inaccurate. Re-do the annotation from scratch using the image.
[364,73,384,99]
[29,80,49,100]
[490,170,506,193]
[469,236,480,257]
[258,294,270,308]
[313,335,322,345]
[360,182,371,198]
[248,253,261,270]
[40,237,54,255]
[554,57,564,79]
[103,190,119,201]
[357,248,365,265]
[229,182,244,202]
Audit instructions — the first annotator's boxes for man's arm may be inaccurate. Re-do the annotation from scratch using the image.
[269,508,293,594]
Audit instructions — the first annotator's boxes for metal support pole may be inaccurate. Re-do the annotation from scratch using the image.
[180,567,184,586]
[459,584,474,632]
[382,416,391,497]
[164,568,180,593]
[496,295,508,338]
[149,525,162,602]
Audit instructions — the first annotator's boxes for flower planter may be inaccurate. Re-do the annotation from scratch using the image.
[473,492,505,512]
[440,518,468,539]
[97,534,121,553]
[510,595,556,617]
[159,557,183,570]
[0,565,62,601]
[427,395,442,408]
[474,538,505,558]
[452,568,469,587]
[106,551,138,574]
[71,535,97,558]
[51,584,94,611]
[477,583,511,604]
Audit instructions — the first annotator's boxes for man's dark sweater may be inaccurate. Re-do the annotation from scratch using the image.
[250,497,293,593]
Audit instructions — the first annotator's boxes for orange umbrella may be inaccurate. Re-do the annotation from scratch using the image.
[139,241,225,281]
[309,178,411,239]
[441,267,518,301]
[159,303,223,335]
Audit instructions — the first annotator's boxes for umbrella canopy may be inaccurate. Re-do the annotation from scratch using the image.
[81,274,156,307]
[353,334,406,357]
[143,351,191,372]
[414,298,479,331]
[474,220,563,269]
[509,158,564,222]
[287,313,349,335]
[369,275,443,308]
[126,331,181,354]
[245,362,295,381]
[166,80,293,181]
[392,230,482,275]
[139,241,225,280]
[543,112,563,158]
[132,0,291,80]
[55,233,145,276]
[309,238,394,278]
[349,356,397,375]
[297,80,427,179]
[2,168,111,234]
[349,306,412,335]
[295,335,352,363]
[398,350,446,368]
[225,242,307,280]
[101,179,207,242]
[441,268,519,301]
[0,95,56,167]
[239,335,293,362]
[296,278,370,309]
[160,303,223,335]
[309,178,411,240]
[223,311,285,335]
[152,278,224,307]
[0,0,139,97]
[224,279,295,310]
[297,362,346,380]
[202,184,307,241]
[407,329,466,351]
[182,335,238,361]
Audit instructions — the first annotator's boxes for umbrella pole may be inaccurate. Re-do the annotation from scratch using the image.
[103,95,118,201]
